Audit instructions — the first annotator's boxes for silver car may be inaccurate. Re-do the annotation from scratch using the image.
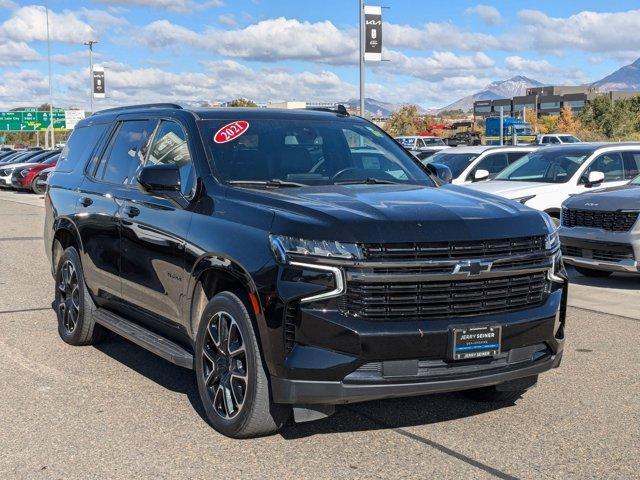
[559,175,640,276]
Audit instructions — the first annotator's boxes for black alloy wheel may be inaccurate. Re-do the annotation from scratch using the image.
[201,311,248,419]
[57,260,80,335]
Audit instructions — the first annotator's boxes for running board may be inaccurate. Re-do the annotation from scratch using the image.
[94,309,194,369]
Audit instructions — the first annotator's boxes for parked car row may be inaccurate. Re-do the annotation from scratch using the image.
[0,148,60,193]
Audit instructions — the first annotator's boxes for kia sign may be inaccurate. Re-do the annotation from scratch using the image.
[364,5,382,62]
[93,65,105,99]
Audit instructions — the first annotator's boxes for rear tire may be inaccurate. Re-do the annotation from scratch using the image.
[575,266,612,278]
[31,177,44,194]
[195,291,290,438]
[55,247,106,346]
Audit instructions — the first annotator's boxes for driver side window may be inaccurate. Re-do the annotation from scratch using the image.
[581,152,624,183]
[467,153,508,181]
[145,120,196,197]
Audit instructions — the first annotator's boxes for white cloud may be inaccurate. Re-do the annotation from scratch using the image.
[384,22,501,51]
[218,14,237,27]
[504,56,556,74]
[0,40,40,65]
[465,5,502,25]
[138,17,357,64]
[519,9,640,55]
[0,6,95,43]
[0,0,16,9]
[93,0,223,13]
[0,69,50,108]
[383,50,495,82]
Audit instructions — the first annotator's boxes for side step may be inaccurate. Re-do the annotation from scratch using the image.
[94,309,194,369]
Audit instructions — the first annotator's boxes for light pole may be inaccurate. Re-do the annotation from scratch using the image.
[359,0,365,117]
[45,4,55,149]
[84,40,98,113]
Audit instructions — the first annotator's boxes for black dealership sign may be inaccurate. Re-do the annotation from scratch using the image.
[93,66,105,98]
[364,5,382,62]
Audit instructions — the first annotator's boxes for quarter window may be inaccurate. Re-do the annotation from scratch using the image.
[145,120,195,196]
[582,152,624,183]
[97,120,156,185]
[622,152,640,179]
[58,124,107,173]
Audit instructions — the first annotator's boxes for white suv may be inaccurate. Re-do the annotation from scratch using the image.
[426,145,537,185]
[465,143,640,222]
[537,134,581,145]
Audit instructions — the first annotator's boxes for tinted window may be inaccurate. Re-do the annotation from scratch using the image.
[549,137,561,144]
[97,120,155,184]
[583,152,624,182]
[495,149,590,183]
[631,174,640,185]
[200,119,433,186]
[623,152,640,179]
[558,135,580,143]
[541,137,550,144]
[468,153,508,181]
[427,152,478,178]
[58,125,108,173]
[507,151,530,164]
[146,120,195,196]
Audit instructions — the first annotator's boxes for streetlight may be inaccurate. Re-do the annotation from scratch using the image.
[84,40,98,113]
[45,4,55,148]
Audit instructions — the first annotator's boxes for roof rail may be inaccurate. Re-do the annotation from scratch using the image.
[304,104,350,117]
[92,103,183,116]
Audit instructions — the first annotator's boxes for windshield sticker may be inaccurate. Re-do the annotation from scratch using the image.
[366,126,384,138]
[214,121,250,144]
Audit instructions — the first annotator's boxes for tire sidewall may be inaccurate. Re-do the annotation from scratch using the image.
[55,247,90,343]
[194,292,262,436]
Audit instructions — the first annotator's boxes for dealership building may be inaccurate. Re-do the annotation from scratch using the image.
[473,85,640,119]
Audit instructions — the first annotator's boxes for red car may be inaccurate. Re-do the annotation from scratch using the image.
[11,154,59,193]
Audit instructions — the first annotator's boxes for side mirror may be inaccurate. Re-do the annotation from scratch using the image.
[474,169,490,182]
[586,170,605,187]
[137,164,181,193]
[425,162,453,184]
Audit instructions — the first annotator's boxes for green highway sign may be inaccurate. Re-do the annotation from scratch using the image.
[0,110,67,131]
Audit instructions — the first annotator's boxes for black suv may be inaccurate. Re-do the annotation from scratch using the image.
[45,104,566,438]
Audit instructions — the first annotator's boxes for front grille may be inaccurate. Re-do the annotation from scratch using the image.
[360,236,545,262]
[562,244,634,262]
[562,208,639,232]
[343,272,549,320]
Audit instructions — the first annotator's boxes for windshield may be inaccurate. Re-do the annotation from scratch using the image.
[200,119,435,187]
[423,138,445,145]
[426,152,478,178]
[558,135,580,143]
[495,148,590,183]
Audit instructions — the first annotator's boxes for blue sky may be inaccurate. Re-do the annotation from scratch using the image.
[0,0,639,110]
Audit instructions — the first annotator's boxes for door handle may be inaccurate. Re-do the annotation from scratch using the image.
[123,205,140,218]
[79,196,93,207]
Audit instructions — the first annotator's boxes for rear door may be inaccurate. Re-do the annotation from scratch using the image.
[575,150,629,195]
[119,119,196,333]
[76,118,156,310]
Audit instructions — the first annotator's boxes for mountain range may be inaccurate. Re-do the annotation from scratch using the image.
[592,57,640,91]
[343,98,428,117]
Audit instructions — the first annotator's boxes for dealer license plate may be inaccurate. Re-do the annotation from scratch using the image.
[451,325,501,360]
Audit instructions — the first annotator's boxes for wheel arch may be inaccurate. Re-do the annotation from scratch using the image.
[51,217,83,275]
[544,208,561,218]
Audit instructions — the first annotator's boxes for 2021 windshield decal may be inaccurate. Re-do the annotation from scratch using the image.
[214,121,250,144]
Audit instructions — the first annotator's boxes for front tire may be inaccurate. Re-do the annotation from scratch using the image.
[575,266,612,278]
[31,177,44,194]
[195,292,290,438]
[55,247,105,346]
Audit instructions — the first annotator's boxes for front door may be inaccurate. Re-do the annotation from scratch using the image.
[119,119,196,337]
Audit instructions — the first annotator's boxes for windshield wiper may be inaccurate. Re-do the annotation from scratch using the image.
[335,177,399,185]
[228,179,306,188]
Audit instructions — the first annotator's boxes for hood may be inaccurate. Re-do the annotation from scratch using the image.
[0,162,34,172]
[227,184,550,243]
[563,184,640,211]
[465,180,560,199]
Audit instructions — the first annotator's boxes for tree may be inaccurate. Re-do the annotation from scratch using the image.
[537,115,558,134]
[385,105,421,137]
[556,105,581,134]
[227,98,257,107]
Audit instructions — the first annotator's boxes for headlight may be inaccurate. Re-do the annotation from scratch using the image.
[19,169,29,177]
[269,235,361,263]
[514,195,536,204]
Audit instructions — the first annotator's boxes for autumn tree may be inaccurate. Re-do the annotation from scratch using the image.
[537,115,558,134]
[385,105,421,137]
[556,105,581,134]
[227,98,258,107]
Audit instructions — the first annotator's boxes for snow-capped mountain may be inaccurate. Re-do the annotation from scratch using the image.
[343,98,428,117]
[439,76,546,113]
[592,57,640,91]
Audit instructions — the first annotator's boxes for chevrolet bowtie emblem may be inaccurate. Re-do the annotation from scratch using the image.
[453,260,493,276]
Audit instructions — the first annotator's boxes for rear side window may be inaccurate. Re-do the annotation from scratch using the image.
[507,151,530,164]
[57,125,107,173]
[622,152,640,179]
[96,120,155,185]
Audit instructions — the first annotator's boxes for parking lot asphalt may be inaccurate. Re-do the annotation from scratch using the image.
[1,189,639,479]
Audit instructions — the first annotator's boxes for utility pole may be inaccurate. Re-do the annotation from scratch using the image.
[499,106,504,146]
[84,40,98,113]
[45,4,55,149]
[359,0,365,117]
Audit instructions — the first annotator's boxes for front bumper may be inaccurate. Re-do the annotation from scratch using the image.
[0,174,12,188]
[272,348,562,404]
[560,233,639,273]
